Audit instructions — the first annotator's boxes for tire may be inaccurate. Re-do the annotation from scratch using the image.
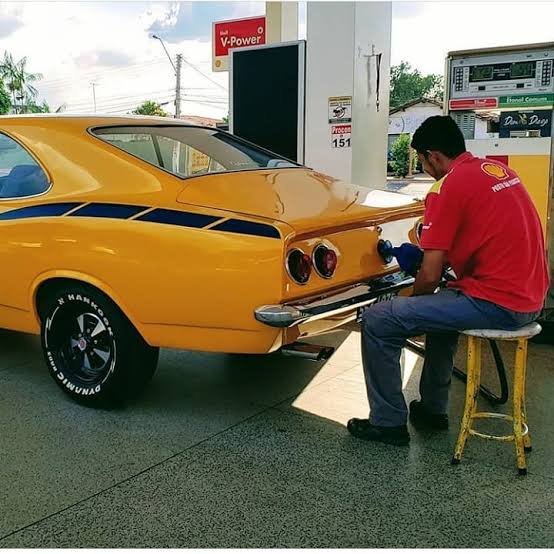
[39,284,159,408]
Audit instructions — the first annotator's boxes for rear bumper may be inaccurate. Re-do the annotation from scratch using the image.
[254,272,414,328]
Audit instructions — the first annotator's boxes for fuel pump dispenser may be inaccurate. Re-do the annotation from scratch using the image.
[445,42,554,333]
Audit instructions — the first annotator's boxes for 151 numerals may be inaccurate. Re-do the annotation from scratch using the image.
[332,137,351,148]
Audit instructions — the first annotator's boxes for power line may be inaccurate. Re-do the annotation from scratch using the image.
[69,97,176,114]
[180,58,228,92]
[65,88,175,109]
[38,58,168,89]
[62,87,222,108]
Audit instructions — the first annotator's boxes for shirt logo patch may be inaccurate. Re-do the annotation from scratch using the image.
[481,162,509,180]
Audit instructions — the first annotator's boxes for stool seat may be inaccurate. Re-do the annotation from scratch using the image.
[461,323,542,340]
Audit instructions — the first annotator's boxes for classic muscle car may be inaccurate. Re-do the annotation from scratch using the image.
[0,115,423,406]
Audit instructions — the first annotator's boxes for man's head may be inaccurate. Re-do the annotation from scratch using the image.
[411,116,466,180]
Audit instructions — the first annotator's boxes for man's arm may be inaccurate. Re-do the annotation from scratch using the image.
[413,249,447,296]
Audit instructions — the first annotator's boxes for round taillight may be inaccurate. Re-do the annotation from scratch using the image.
[313,244,338,278]
[287,249,312,284]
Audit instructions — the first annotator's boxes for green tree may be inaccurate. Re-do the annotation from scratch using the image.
[391,134,416,178]
[26,99,50,113]
[0,80,11,114]
[390,61,443,109]
[0,51,43,113]
[132,100,167,117]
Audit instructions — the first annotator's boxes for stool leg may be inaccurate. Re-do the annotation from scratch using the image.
[520,342,532,453]
[452,336,481,465]
[514,339,528,475]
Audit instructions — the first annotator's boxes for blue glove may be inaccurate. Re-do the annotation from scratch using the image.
[392,243,423,276]
[377,240,423,276]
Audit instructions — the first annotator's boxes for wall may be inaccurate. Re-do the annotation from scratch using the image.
[474,117,495,139]
[388,104,442,135]
[351,1,392,188]
[305,2,355,181]
[305,1,391,188]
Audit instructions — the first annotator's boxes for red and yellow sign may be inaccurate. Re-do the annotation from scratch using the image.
[212,16,266,72]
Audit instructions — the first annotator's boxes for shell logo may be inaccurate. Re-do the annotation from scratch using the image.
[481,162,509,180]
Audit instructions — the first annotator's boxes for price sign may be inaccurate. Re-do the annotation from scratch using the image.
[331,124,351,148]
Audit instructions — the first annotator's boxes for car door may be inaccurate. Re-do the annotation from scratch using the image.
[0,130,51,332]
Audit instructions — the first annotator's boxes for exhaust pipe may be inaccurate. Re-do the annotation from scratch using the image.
[280,342,335,362]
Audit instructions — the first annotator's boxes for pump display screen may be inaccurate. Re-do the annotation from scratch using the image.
[470,65,494,81]
[510,61,535,78]
[469,61,537,82]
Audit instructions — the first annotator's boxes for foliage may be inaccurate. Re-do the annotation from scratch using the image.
[391,134,416,178]
[390,61,443,109]
[26,100,50,113]
[222,114,229,124]
[0,80,11,114]
[133,100,167,117]
[0,51,43,113]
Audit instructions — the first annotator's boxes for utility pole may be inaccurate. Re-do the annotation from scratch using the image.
[91,82,97,113]
[175,54,182,119]
[152,35,182,119]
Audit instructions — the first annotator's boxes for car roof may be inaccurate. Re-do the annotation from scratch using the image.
[0,114,198,128]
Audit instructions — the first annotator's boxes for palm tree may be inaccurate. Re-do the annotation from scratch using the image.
[0,51,43,113]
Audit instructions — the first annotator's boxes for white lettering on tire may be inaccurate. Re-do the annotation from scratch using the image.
[44,292,119,396]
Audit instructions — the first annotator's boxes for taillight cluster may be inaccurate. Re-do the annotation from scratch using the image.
[286,244,338,284]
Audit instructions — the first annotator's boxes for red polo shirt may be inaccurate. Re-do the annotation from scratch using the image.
[420,152,550,313]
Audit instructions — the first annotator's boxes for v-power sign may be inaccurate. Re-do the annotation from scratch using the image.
[213,16,266,72]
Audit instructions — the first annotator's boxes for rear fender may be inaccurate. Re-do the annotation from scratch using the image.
[30,270,145,339]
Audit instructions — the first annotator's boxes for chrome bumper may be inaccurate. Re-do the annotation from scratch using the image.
[254,272,414,328]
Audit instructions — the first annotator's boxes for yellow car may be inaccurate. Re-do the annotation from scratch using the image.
[0,115,423,406]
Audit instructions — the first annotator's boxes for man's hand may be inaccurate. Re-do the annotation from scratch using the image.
[413,249,447,295]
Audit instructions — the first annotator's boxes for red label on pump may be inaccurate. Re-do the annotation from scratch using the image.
[449,98,498,110]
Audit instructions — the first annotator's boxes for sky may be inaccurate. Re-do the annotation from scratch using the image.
[0,1,553,119]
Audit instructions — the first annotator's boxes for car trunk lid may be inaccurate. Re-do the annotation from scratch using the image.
[176,168,423,234]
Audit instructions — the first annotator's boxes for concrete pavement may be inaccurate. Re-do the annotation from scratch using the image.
[1,327,553,547]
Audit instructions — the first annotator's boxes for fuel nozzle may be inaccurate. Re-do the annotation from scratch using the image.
[377,240,423,276]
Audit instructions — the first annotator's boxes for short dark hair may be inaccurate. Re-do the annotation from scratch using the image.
[411,115,466,159]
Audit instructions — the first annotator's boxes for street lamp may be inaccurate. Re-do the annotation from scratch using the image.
[152,34,176,74]
[151,34,182,118]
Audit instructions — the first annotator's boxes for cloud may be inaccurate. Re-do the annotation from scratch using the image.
[76,49,135,69]
[0,1,24,30]
[147,1,263,43]
[0,14,23,38]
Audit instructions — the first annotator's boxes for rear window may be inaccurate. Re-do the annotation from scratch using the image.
[91,125,299,178]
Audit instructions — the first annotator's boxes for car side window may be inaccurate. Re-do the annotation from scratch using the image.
[97,129,224,178]
[0,133,49,199]
[98,133,160,166]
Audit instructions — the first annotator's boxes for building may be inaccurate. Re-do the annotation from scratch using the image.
[388,98,496,162]
[388,98,443,153]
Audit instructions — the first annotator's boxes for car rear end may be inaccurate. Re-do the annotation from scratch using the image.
[256,203,423,351]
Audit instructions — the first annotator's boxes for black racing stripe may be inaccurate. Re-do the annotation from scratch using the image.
[69,203,148,219]
[136,208,220,228]
[0,202,82,221]
[0,203,281,240]
[212,218,281,239]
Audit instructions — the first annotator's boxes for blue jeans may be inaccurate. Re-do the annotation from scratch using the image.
[360,288,539,427]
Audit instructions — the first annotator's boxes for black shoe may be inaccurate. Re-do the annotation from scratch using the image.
[347,418,410,446]
[409,400,449,430]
